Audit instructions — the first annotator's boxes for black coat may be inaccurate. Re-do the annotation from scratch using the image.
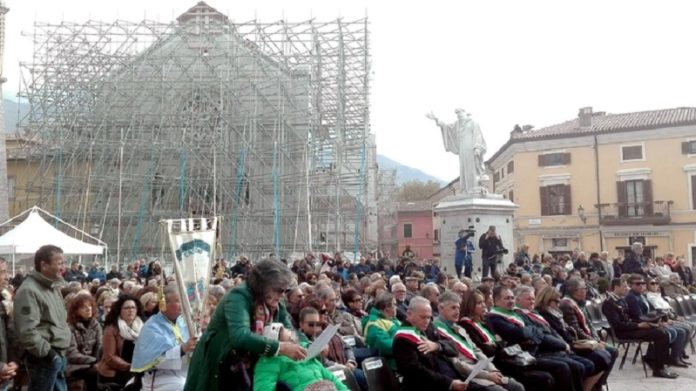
[393,321,460,391]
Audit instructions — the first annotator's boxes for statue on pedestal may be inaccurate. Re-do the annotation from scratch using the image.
[426,109,488,194]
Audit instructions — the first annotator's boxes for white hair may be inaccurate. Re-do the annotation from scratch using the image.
[408,296,431,312]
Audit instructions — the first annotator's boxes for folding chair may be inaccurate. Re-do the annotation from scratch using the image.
[329,366,361,391]
[606,326,650,377]
[361,357,400,391]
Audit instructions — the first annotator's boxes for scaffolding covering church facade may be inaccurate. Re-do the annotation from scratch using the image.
[15,2,373,261]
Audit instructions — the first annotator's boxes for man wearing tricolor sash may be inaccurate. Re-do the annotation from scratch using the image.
[435,292,524,391]
[131,285,198,391]
[487,286,585,391]
[393,296,469,391]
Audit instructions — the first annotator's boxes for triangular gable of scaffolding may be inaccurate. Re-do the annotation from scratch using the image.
[0,208,105,255]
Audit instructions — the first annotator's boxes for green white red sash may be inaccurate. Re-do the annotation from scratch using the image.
[561,297,592,336]
[433,320,476,361]
[461,317,496,344]
[488,307,525,327]
[394,326,425,345]
[517,308,549,327]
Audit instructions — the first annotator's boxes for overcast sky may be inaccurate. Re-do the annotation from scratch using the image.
[4,0,696,182]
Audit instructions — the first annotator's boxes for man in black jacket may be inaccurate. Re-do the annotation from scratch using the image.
[601,278,678,379]
[393,296,468,391]
[479,226,503,279]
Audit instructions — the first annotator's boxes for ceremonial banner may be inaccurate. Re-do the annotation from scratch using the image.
[165,217,218,336]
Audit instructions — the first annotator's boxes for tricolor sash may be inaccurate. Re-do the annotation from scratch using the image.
[561,297,592,336]
[433,320,476,361]
[461,317,496,345]
[517,308,549,327]
[488,307,525,327]
[394,326,425,345]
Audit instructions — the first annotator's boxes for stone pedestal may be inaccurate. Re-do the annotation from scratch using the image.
[435,194,516,280]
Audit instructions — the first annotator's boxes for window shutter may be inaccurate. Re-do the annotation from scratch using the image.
[616,181,628,217]
[643,179,653,215]
[563,153,572,165]
[563,185,572,215]
[683,142,691,154]
[538,155,546,167]
[540,186,550,216]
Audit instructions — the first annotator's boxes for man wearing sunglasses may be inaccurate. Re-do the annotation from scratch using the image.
[624,274,690,368]
[602,278,677,378]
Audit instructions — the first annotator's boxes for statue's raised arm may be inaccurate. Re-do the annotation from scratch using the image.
[425,111,442,127]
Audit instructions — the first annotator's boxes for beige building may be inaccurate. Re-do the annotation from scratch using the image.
[487,107,696,265]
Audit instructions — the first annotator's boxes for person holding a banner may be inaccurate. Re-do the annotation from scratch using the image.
[185,259,306,391]
[131,284,198,391]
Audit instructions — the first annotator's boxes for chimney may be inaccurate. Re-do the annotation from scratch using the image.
[578,107,593,127]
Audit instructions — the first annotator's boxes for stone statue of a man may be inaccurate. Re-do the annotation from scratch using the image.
[426,109,487,193]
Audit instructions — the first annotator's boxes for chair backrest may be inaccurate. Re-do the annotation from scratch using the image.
[679,295,696,316]
[674,296,689,317]
[361,357,400,391]
[330,366,361,391]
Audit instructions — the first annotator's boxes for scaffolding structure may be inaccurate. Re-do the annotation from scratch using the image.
[16,2,372,262]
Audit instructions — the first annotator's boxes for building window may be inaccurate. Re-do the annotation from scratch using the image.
[509,190,514,203]
[494,172,500,183]
[540,184,571,216]
[433,228,439,242]
[552,238,568,248]
[621,144,644,161]
[682,141,696,155]
[538,152,571,167]
[7,176,15,201]
[617,179,653,217]
[403,223,412,238]
[507,160,514,174]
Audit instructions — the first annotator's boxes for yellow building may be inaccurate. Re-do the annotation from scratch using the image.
[487,107,696,264]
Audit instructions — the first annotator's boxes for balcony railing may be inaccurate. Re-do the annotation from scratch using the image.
[596,200,673,226]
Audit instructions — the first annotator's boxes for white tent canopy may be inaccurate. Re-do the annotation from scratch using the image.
[0,206,106,256]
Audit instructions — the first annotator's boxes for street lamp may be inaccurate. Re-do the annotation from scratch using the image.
[577,205,587,224]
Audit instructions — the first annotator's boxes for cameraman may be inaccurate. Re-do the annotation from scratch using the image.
[455,229,476,278]
[478,225,504,279]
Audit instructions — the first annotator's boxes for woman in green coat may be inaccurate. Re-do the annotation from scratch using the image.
[185,260,306,391]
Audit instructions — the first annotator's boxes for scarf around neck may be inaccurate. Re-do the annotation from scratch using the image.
[117,317,143,341]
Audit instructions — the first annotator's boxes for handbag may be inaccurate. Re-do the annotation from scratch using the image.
[500,344,536,367]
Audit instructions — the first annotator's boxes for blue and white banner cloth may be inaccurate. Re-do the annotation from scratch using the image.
[166,217,218,336]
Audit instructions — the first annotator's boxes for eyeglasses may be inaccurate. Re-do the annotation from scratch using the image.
[633,282,646,286]
[122,306,137,310]
[306,322,322,327]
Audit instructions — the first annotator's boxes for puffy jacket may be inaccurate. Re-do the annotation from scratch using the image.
[13,271,70,358]
[253,352,348,391]
[185,283,293,391]
[361,307,399,368]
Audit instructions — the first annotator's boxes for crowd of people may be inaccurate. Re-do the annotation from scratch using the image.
[0,239,693,391]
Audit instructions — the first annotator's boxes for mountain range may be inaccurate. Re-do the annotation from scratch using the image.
[3,99,443,185]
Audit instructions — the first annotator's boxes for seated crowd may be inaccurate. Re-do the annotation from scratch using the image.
[0,240,694,391]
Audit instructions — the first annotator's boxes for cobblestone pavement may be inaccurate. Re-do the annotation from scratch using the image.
[608,345,696,391]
